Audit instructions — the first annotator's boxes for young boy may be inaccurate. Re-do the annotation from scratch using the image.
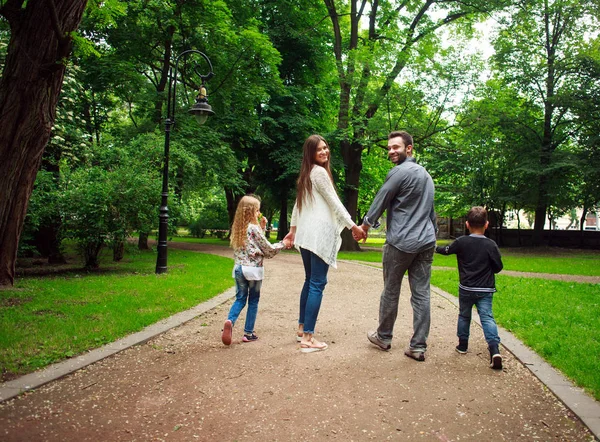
[436,206,504,369]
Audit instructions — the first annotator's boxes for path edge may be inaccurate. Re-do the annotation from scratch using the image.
[431,285,600,440]
[342,260,600,440]
[2,259,599,441]
[0,287,235,404]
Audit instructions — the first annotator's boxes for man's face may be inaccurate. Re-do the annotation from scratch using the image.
[387,136,412,164]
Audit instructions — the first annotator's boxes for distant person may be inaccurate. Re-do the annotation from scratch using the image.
[359,131,436,362]
[284,134,366,353]
[435,206,504,369]
[222,195,291,345]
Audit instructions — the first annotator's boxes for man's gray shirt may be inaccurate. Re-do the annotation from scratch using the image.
[364,157,436,253]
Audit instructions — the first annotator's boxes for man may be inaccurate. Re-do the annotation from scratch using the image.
[359,131,437,361]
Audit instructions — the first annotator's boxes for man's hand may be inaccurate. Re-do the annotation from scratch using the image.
[359,223,370,244]
[351,225,366,242]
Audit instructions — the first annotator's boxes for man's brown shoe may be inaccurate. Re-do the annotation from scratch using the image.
[404,348,425,362]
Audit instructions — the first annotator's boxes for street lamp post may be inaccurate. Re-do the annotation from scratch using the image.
[156,50,215,274]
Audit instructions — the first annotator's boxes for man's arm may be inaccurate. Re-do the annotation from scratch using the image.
[363,167,401,229]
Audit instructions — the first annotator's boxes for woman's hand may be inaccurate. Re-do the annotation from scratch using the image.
[351,224,367,243]
[283,229,295,248]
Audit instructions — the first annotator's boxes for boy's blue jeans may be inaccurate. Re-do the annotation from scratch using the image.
[457,289,500,346]
[228,265,262,334]
[298,248,329,334]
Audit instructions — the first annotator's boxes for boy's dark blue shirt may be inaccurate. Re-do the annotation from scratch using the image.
[436,234,503,293]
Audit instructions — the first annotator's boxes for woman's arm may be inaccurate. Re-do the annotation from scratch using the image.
[311,167,354,230]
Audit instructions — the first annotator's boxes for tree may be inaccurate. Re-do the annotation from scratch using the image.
[253,0,338,239]
[492,0,600,244]
[0,0,89,286]
[321,0,509,250]
[571,36,600,233]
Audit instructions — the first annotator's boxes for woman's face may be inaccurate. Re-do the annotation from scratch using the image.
[314,140,329,166]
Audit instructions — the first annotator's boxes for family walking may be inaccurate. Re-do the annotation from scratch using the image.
[222,131,504,369]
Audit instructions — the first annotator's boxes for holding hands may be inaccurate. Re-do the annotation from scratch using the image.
[351,224,368,243]
[283,229,295,249]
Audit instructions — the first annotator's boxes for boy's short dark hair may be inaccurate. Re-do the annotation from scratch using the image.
[467,206,487,228]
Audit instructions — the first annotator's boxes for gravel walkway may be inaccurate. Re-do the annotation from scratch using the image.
[0,243,595,441]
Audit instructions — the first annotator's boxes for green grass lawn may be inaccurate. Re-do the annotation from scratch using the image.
[1,247,233,380]
[3,236,600,403]
[339,245,600,399]
[169,235,231,246]
[340,246,600,276]
[431,271,600,401]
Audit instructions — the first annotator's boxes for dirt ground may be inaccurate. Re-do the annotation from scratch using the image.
[0,243,595,441]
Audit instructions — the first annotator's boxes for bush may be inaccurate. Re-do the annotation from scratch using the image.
[188,220,207,238]
[188,199,230,238]
[62,163,159,268]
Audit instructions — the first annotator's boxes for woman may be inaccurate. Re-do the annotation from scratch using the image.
[285,135,365,353]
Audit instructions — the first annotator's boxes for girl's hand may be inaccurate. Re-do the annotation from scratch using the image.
[283,231,295,248]
[259,214,268,230]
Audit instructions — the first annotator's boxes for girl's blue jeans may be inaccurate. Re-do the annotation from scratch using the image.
[228,265,262,334]
[457,289,500,346]
[298,248,329,334]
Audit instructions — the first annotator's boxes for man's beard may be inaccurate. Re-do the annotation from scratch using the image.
[391,153,407,165]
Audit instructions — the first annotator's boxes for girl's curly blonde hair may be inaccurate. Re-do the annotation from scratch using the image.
[230,195,260,249]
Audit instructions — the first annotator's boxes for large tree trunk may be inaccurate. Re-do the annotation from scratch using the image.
[138,232,150,250]
[33,218,67,264]
[339,139,362,251]
[225,189,236,229]
[277,192,289,240]
[0,0,88,286]
[532,6,559,246]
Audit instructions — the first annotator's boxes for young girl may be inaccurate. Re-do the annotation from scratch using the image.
[222,195,290,345]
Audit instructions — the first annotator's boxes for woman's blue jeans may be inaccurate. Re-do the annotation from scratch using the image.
[298,248,329,334]
[457,290,500,346]
[228,265,262,334]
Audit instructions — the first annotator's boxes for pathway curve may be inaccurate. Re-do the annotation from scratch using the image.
[0,243,595,441]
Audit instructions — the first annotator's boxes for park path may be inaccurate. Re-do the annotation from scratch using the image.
[0,243,595,441]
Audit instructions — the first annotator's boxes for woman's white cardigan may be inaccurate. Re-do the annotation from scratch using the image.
[291,165,355,268]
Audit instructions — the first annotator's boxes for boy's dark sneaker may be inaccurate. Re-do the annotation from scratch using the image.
[242,333,259,342]
[221,320,233,346]
[455,339,468,354]
[489,344,503,370]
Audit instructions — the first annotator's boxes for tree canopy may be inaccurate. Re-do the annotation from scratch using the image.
[1,0,599,285]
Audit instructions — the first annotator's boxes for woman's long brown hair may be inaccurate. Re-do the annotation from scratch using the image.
[296,134,335,212]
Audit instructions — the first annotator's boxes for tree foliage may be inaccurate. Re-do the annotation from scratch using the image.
[489,0,600,242]
[2,0,600,286]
